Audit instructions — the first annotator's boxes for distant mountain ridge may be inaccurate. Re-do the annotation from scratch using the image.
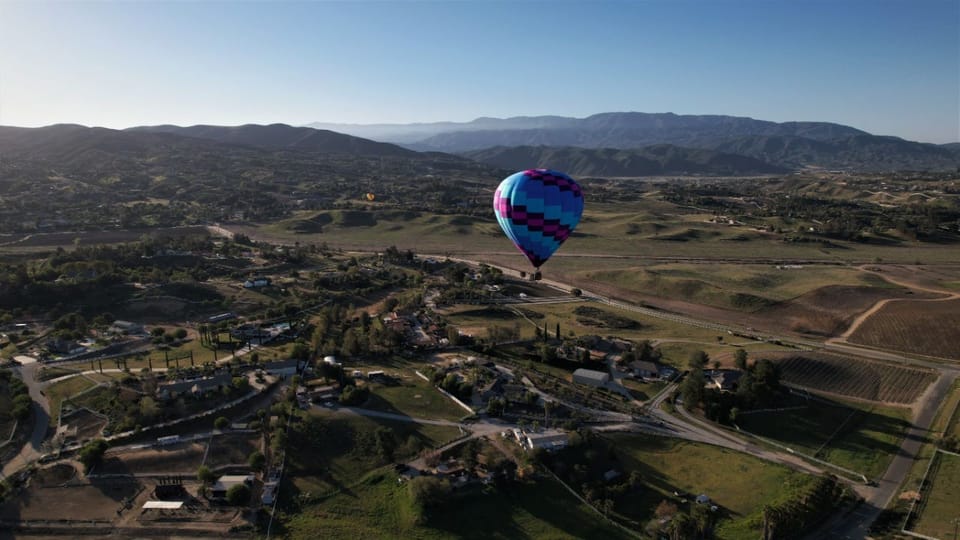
[129,123,418,157]
[464,145,789,177]
[308,112,959,171]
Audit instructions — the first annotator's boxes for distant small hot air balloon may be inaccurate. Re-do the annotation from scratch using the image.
[365,192,376,201]
[493,169,584,277]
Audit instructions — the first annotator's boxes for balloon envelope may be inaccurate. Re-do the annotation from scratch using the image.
[493,169,584,269]
[365,192,376,201]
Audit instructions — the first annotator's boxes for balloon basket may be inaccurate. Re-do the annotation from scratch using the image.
[530,271,542,281]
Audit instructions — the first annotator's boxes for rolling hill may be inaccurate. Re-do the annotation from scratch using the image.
[128,123,419,157]
[464,145,789,177]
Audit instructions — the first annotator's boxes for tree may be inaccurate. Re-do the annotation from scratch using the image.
[734,349,748,371]
[248,451,266,472]
[226,483,251,505]
[173,328,188,340]
[139,396,159,421]
[197,465,216,484]
[214,416,229,430]
[681,369,706,410]
[78,439,109,473]
[689,350,709,370]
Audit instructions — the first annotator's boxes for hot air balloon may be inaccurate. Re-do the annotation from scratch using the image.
[365,192,376,201]
[493,169,584,279]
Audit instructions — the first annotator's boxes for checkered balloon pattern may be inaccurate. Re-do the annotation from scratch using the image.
[493,169,584,269]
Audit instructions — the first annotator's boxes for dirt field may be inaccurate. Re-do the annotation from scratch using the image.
[849,298,960,360]
[99,442,207,475]
[60,408,107,442]
[0,475,142,522]
[202,432,262,469]
[768,353,936,404]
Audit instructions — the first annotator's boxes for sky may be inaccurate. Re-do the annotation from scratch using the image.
[0,0,957,143]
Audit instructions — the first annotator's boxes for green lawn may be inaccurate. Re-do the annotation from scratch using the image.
[281,469,632,540]
[913,452,960,539]
[603,433,817,540]
[735,397,912,479]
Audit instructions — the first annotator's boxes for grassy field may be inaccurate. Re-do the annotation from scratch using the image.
[362,375,470,422]
[237,203,960,265]
[912,451,960,539]
[603,433,817,539]
[281,468,631,540]
[571,263,889,312]
[285,409,462,498]
[44,375,98,426]
[735,397,912,479]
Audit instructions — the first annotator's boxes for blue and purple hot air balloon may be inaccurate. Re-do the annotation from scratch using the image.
[493,169,584,272]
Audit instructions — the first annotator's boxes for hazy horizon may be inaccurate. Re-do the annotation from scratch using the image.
[1,0,957,143]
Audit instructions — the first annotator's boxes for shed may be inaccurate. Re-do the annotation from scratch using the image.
[572,368,610,388]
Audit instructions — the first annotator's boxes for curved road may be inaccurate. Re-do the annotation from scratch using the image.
[444,255,960,539]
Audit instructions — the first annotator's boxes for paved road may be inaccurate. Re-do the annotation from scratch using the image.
[2,358,50,479]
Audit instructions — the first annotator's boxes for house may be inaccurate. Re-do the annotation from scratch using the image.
[514,429,569,452]
[572,368,610,388]
[243,277,271,289]
[263,359,300,376]
[109,320,145,336]
[45,338,85,356]
[308,384,339,402]
[709,370,743,392]
[211,474,254,499]
[157,373,231,400]
[629,360,661,379]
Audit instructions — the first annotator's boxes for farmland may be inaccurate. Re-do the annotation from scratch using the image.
[849,298,960,360]
[910,451,960,539]
[770,354,936,404]
[735,396,912,479]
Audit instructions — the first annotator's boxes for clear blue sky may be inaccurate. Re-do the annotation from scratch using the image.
[0,0,957,143]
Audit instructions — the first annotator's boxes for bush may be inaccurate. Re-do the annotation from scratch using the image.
[214,416,229,430]
[173,328,188,340]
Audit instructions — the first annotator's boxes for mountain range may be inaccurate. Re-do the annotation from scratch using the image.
[310,112,960,172]
[0,113,957,177]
